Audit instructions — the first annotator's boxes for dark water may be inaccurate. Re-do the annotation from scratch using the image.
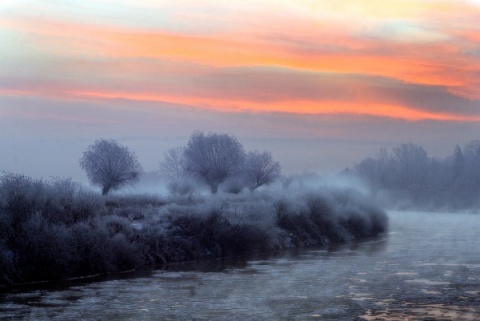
[1,211,479,320]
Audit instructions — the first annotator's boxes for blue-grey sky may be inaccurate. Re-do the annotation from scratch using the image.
[1,0,479,183]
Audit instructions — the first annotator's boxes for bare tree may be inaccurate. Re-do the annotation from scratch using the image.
[391,143,430,196]
[461,140,480,197]
[183,131,245,193]
[160,147,194,195]
[160,147,186,181]
[244,150,281,191]
[80,139,142,195]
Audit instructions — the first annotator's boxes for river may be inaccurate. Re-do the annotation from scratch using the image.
[1,211,479,320]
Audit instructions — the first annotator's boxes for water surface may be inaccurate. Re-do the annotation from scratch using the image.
[1,211,479,320]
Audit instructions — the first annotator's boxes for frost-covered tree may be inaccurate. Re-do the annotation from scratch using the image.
[391,143,430,195]
[184,131,245,193]
[461,140,480,201]
[160,147,186,181]
[244,150,281,191]
[452,145,465,177]
[80,139,142,195]
[353,140,480,209]
[160,147,194,195]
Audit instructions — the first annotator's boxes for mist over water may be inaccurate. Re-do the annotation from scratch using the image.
[0,134,478,321]
[1,211,479,320]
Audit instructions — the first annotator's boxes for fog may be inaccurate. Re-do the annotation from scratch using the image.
[1,96,478,183]
[2,134,479,321]
[1,130,478,288]
[0,172,387,286]
[350,141,480,211]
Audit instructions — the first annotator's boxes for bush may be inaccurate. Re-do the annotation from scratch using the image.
[0,173,388,287]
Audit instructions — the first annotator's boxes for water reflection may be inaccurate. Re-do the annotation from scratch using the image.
[164,236,388,274]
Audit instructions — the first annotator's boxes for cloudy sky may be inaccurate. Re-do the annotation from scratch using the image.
[1,0,479,182]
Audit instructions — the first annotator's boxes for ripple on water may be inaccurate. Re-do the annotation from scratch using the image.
[405,279,450,286]
[394,272,418,276]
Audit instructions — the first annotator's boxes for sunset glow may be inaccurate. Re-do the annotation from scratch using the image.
[1,0,479,177]
[2,0,480,116]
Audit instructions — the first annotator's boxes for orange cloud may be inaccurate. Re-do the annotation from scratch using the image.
[4,11,479,100]
[2,53,479,124]
[2,0,479,125]
[59,89,477,122]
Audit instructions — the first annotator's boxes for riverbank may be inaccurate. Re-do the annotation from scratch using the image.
[1,174,388,287]
[2,211,479,320]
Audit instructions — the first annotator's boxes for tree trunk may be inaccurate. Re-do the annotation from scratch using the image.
[210,183,218,194]
[102,185,111,195]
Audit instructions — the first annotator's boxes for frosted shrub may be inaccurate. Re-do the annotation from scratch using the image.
[0,174,45,228]
[167,180,195,196]
[14,212,74,280]
[0,172,388,287]
[0,240,14,284]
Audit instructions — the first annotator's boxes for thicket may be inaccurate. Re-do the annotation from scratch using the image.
[0,173,387,287]
[353,140,480,210]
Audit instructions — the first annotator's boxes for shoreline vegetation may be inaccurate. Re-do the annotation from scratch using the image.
[0,173,388,288]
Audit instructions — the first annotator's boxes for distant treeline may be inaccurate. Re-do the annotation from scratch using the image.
[0,173,387,287]
[351,140,480,210]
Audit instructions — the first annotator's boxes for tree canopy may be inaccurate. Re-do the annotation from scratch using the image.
[160,131,282,194]
[183,131,245,193]
[80,139,142,195]
[244,151,281,191]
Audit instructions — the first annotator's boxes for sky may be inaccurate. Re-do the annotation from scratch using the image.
[0,0,479,183]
